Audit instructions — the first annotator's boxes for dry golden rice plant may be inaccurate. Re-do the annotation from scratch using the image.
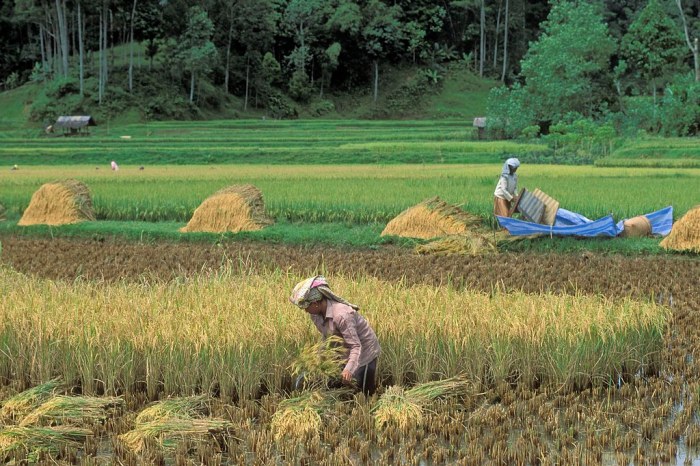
[0,267,670,398]
[0,426,91,462]
[270,389,352,443]
[290,335,347,389]
[120,396,231,456]
[373,376,472,431]
[19,395,123,427]
[0,379,65,423]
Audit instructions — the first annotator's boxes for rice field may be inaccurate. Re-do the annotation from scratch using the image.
[1,164,698,224]
[0,119,698,463]
[0,260,686,464]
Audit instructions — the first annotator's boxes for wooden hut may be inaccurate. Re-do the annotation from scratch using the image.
[50,116,97,136]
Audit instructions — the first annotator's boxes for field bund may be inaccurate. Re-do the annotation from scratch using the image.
[0,268,669,399]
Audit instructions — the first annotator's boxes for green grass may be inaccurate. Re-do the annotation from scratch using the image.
[424,67,495,119]
[597,137,700,167]
[0,119,548,166]
[1,164,697,224]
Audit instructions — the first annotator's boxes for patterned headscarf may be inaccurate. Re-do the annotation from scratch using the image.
[501,158,520,176]
[289,275,359,310]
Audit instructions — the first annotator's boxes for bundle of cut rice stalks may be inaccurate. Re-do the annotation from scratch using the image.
[0,426,92,462]
[120,396,231,456]
[135,395,210,424]
[381,197,483,240]
[0,379,65,422]
[19,395,124,427]
[660,205,700,253]
[270,389,352,443]
[119,417,233,455]
[290,336,347,389]
[373,376,472,431]
[415,233,499,256]
[18,179,94,226]
[0,202,5,221]
[181,184,273,233]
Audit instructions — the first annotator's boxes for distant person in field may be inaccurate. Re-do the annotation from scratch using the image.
[493,157,520,218]
[111,161,119,171]
[290,275,381,396]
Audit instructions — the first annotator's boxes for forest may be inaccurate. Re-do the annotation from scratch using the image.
[0,0,698,136]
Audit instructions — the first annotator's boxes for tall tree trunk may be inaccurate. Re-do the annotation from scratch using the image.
[501,0,509,82]
[675,0,699,82]
[39,23,48,76]
[128,0,137,92]
[493,0,501,69]
[99,9,103,104]
[55,0,69,77]
[373,59,379,103]
[190,70,195,103]
[225,19,233,92]
[244,58,250,111]
[78,2,84,96]
[479,0,485,77]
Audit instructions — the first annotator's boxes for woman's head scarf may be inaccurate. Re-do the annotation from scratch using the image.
[501,157,520,176]
[289,275,359,310]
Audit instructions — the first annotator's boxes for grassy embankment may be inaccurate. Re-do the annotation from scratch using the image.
[596,138,700,168]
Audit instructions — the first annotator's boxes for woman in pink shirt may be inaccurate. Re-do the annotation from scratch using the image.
[290,275,381,395]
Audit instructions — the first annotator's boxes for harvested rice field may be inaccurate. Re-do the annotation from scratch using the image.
[0,122,698,463]
[0,237,699,464]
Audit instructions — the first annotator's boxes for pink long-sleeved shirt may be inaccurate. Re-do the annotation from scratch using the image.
[310,300,381,375]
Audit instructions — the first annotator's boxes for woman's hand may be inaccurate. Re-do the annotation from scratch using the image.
[341,369,353,383]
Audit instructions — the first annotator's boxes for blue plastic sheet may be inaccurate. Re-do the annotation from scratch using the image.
[497,206,673,238]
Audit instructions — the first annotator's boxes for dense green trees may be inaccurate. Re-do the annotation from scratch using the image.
[0,0,698,136]
[488,0,699,138]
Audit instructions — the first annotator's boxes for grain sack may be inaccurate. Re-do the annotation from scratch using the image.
[18,179,94,226]
[660,205,700,253]
[381,197,483,240]
[181,184,273,233]
[620,215,652,238]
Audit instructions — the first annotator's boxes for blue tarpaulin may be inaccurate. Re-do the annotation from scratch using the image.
[497,206,673,238]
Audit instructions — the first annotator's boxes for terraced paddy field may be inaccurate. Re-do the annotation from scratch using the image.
[0,121,699,463]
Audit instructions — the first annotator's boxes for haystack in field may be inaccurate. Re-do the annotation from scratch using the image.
[660,205,700,253]
[18,179,94,226]
[381,197,483,240]
[180,184,273,233]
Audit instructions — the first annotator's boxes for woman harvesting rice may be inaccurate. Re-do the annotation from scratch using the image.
[290,275,381,395]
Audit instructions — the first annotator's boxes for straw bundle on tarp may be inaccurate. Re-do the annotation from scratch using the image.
[19,395,124,427]
[180,184,273,233]
[373,376,472,431]
[0,379,65,422]
[381,197,483,239]
[660,205,700,253]
[0,426,91,462]
[415,233,499,256]
[18,179,94,226]
[620,215,652,238]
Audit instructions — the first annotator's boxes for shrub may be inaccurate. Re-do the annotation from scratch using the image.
[310,99,335,116]
[288,70,312,103]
